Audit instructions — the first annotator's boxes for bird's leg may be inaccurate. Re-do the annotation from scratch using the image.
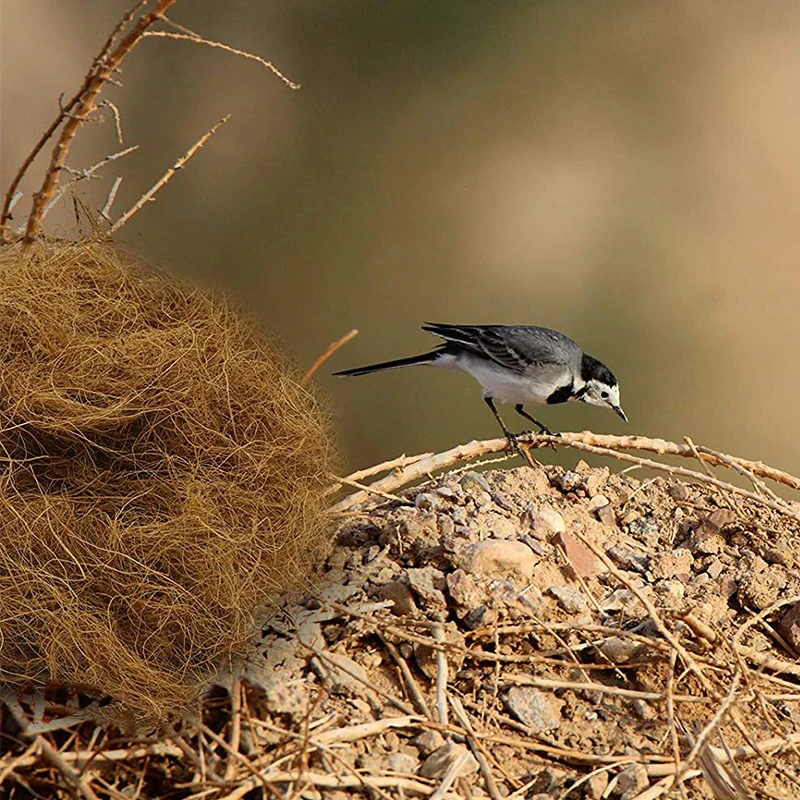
[484,396,519,452]
[514,404,559,437]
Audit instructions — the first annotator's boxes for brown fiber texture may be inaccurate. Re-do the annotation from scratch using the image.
[0,242,335,720]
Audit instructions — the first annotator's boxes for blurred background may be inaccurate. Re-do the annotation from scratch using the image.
[3,1,800,472]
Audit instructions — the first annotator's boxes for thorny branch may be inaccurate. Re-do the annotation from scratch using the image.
[2,0,299,243]
[20,0,179,243]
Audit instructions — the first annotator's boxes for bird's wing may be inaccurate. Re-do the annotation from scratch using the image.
[422,324,581,376]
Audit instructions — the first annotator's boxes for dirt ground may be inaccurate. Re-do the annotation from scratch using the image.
[4,456,800,799]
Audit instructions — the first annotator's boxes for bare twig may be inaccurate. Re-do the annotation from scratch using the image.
[2,697,102,800]
[100,100,125,144]
[37,145,139,224]
[432,625,449,727]
[449,696,503,800]
[22,0,179,242]
[147,21,300,89]
[302,329,359,385]
[109,115,231,232]
[332,432,800,520]
[100,176,124,221]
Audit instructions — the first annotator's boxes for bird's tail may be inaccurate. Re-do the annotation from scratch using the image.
[333,350,444,377]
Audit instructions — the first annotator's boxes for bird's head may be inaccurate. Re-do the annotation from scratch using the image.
[578,354,627,422]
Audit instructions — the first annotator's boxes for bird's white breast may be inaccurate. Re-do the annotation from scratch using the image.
[436,352,564,405]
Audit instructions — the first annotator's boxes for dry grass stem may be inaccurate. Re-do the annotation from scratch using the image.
[109,115,231,232]
[302,328,359,385]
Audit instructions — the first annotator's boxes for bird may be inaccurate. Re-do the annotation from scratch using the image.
[333,323,626,446]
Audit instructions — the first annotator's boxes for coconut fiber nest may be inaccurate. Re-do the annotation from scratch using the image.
[0,242,335,721]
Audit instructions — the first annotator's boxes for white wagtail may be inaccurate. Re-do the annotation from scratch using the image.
[334,323,626,445]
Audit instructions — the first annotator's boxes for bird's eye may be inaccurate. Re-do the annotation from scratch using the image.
[601,390,609,399]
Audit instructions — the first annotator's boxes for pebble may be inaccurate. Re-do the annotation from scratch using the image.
[586,771,609,799]
[420,741,479,779]
[598,635,643,664]
[386,752,417,773]
[461,471,491,494]
[617,764,648,799]
[779,602,800,651]
[602,589,638,611]
[606,544,649,574]
[552,531,605,578]
[413,729,445,756]
[548,584,589,614]
[461,539,537,580]
[597,505,616,525]
[406,567,447,610]
[668,481,689,500]
[528,506,566,537]
[311,651,369,696]
[560,471,585,493]
[376,582,414,615]
[505,686,562,732]
[588,494,610,512]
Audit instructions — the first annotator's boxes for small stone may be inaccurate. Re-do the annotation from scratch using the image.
[528,506,566,537]
[606,545,648,574]
[588,494,610,512]
[462,605,491,630]
[311,651,368,696]
[548,584,589,614]
[504,687,562,733]
[461,471,491,495]
[617,764,648,799]
[596,504,616,525]
[446,569,485,607]
[586,770,609,799]
[531,766,569,793]
[552,531,605,578]
[705,558,725,580]
[461,539,537,580]
[628,516,661,547]
[584,470,609,497]
[560,471,584,493]
[413,729,445,756]
[406,567,447,610]
[377,581,418,616]
[668,482,689,501]
[386,752,417,773]
[620,510,641,526]
[384,731,400,751]
[633,699,654,720]
[779,602,800,651]
[435,486,456,499]
[420,742,479,779]
[598,636,643,664]
[602,589,637,611]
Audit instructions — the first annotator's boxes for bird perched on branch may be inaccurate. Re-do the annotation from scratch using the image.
[334,323,626,448]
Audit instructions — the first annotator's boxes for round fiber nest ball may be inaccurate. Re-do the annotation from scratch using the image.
[0,242,336,720]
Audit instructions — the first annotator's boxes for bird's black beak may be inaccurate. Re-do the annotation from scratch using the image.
[614,405,628,423]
